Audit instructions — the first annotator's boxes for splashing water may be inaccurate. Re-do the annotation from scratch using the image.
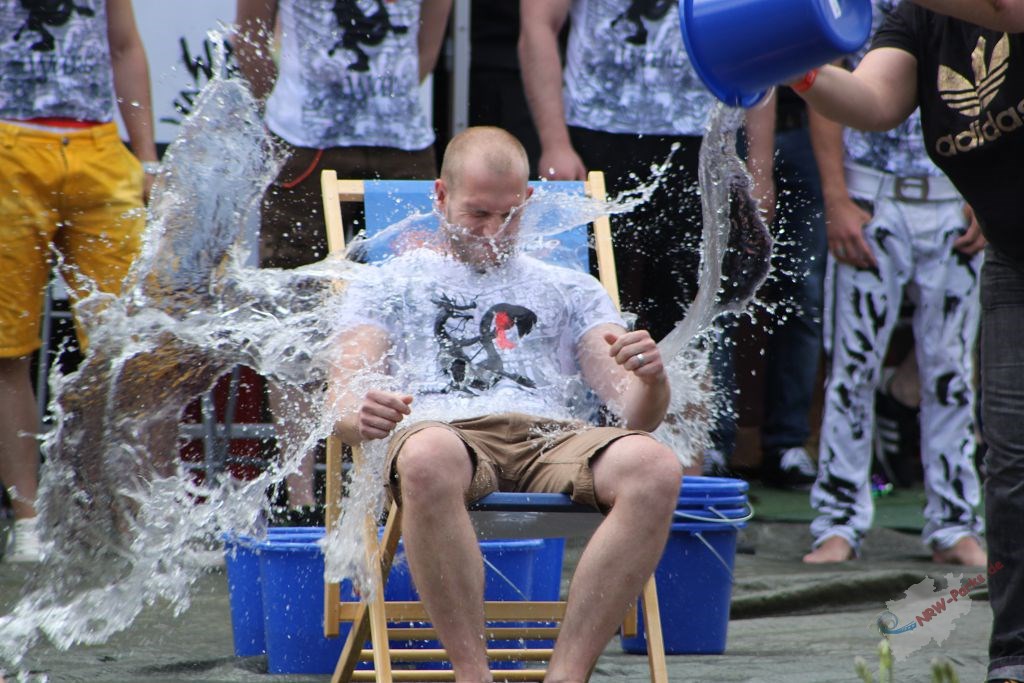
[0,70,770,669]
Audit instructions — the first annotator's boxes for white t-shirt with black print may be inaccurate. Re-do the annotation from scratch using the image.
[336,249,626,423]
[844,0,944,178]
[563,0,714,136]
[0,0,115,121]
[265,0,433,150]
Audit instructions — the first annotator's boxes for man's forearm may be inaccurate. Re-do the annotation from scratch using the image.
[807,107,848,202]
[911,0,1024,32]
[235,0,278,101]
[418,0,451,82]
[744,93,776,176]
[111,42,157,162]
[518,22,572,151]
[798,64,911,132]
[620,378,671,433]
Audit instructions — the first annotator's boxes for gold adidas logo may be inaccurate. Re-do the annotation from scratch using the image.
[939,35,1009,117]
[935,34,1021,157]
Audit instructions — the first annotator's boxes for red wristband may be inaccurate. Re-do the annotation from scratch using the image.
[791,68,820,93]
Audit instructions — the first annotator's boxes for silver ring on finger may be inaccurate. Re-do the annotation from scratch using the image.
[635,353,646,367]
[835,246,846,258]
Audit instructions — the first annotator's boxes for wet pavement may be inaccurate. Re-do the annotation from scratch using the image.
[1,520,992,682]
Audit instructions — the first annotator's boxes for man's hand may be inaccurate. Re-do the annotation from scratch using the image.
[538,143,587,180]
[953,203,986,255]
[825,195,876,269]
[604,330,665,383]
[357,390,413,441]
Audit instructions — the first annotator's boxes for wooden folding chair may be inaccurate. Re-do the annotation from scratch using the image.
[320,173,669,683]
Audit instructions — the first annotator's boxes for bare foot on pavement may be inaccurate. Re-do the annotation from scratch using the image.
[933,536,987,566]
[803,535,855,564]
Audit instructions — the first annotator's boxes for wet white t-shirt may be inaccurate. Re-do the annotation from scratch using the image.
[563,0,714,136]
[0,0,115,121]
[337,249,626,421]
[265,0,433,150]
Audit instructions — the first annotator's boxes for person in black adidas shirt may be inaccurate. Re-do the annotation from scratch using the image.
[789,2,1024,680]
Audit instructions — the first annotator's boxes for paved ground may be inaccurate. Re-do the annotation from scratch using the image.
[1,520,993,682]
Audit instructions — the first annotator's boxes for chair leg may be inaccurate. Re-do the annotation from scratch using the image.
[641,576,669,683]
[333,602,372,683]
[331,503,403,683]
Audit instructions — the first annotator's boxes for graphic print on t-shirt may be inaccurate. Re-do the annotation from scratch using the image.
[610,0,673,46]
[1,0,114,121]
[271,0,428,148]
[933,33,1021,158]
[432,292,539,394]
[564,0,713,135]
[939,34,1009,117]
[13,0,93,52]
[326,0,408,72]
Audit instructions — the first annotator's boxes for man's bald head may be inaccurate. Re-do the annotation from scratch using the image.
[440,126,530,192]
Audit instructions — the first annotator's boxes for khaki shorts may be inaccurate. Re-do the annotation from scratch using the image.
[0,121,144,357]
[384,413,647,511]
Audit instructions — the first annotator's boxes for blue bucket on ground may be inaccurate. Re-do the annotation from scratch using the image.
[223,527,324,658]
[259,537,366,674]
[532,538,565,601]
[385,538,547,670]
[621,476,751,655]
[678,0,873,107]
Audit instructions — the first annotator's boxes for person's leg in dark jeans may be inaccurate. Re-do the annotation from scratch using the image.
[760,125,826,489]
[568,127,704,341]
[568,129,738,460]
[980,246,1024,683]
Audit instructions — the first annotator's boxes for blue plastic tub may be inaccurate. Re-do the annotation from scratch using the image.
[253,533,553,674]
[680,475,749,495]
[223,527,325,657]
[679,0,873,107]
[381,537,543,602]
[223,535,266,657]
[621,521,745,654]
[384,538,546,670]
[258,538,362,674]
[622,476,752,655]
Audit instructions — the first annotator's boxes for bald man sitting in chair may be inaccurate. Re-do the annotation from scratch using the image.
[328,126,682,683]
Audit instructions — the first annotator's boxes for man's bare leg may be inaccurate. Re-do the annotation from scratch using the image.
[397,427,491,682]
[0,356,39,520]
[546,435,682,683]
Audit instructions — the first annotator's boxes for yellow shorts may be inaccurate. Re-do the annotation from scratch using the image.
[0,121,144,357]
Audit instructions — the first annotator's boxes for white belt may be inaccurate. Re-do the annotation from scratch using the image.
[844,163,961,203]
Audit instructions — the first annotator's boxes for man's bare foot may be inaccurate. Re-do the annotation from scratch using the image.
[933,536,987,566]
[803,535,855,564]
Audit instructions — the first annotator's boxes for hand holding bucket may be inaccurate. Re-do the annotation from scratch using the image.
[679,0,873,107]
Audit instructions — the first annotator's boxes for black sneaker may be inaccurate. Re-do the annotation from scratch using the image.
[873,389,922,488]
[762,446,817,491]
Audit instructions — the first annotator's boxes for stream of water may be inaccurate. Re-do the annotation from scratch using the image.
[0,64,772,673]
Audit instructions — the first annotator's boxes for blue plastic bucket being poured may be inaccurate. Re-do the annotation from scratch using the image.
[678,0,873,107]
[621,476,752,655]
